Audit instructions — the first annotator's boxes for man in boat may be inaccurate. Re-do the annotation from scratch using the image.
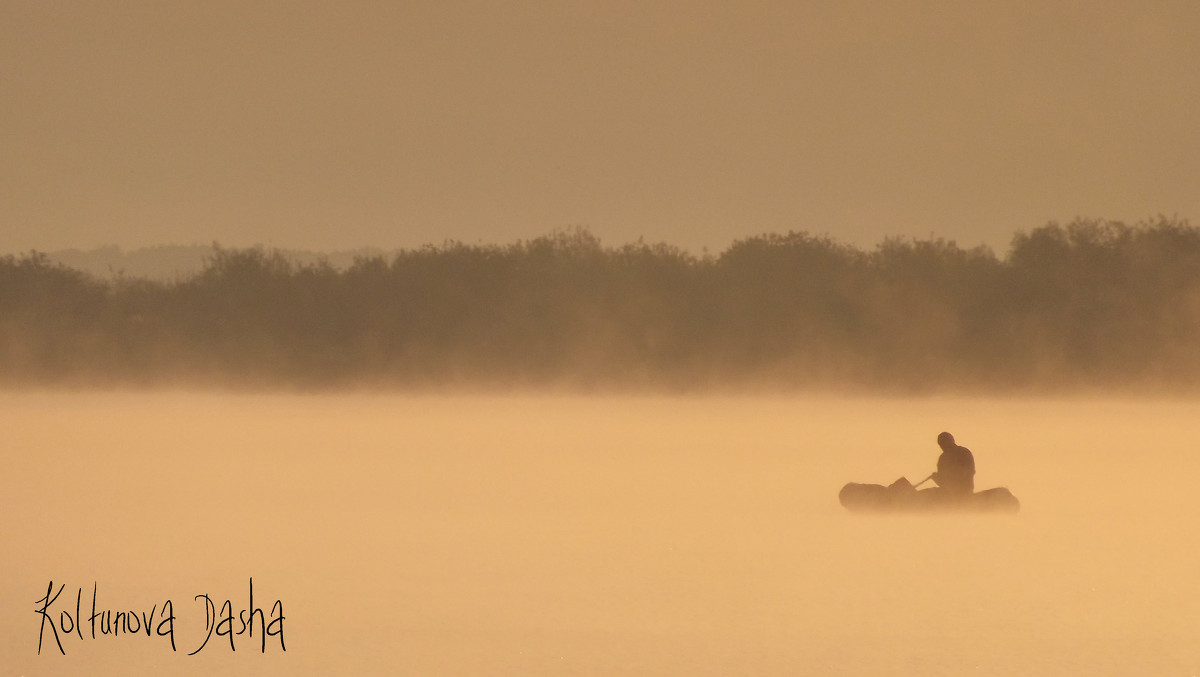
[931,431,975,496]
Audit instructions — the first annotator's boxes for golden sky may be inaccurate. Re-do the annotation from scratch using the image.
[3,1,1197,253]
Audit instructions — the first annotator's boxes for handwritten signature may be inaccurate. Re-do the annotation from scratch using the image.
[34,578,285,656]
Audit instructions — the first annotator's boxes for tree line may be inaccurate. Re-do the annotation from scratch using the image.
[3,217,1199,392]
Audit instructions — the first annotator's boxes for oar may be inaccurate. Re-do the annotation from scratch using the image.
[911,473,934,489]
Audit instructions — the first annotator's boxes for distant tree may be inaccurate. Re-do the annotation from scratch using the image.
[5,221,1200,391]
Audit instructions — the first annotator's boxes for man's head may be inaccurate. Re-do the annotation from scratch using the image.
[937,432,955,449]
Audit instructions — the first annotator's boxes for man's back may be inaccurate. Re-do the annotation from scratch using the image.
[935,432,975,495]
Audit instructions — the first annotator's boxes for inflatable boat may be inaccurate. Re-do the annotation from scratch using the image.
[839,478,1020,513]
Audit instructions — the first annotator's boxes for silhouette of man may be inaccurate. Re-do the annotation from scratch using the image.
[932,432,975,495]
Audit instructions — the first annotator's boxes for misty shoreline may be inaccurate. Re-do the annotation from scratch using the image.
[4,217,1200,394]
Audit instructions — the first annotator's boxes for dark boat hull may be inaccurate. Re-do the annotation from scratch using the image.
[839,481,1020,513]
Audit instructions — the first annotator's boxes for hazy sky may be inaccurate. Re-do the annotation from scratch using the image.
[3,1,1197,254]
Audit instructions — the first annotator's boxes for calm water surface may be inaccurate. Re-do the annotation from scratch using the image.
[3,392,1198,675]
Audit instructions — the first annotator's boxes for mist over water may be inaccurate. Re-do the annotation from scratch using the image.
[7,1,1199,670]
[4,391,1197,675]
